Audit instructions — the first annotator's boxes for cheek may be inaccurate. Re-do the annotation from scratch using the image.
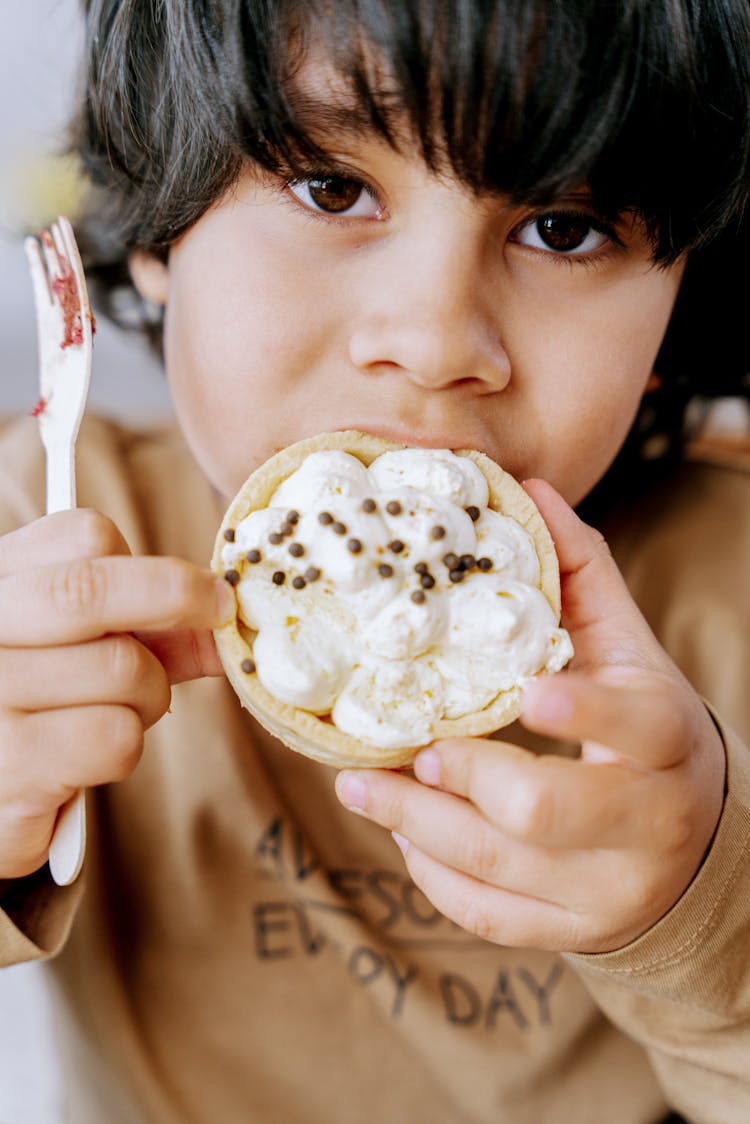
[522,269,682,502]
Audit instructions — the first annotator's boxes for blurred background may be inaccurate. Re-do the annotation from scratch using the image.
[0,2,170,424]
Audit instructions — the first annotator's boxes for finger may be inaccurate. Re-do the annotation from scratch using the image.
[0,556,236,646]
[392,836,581,951]
[3,705,145,805]
[335,767,582,904]
[0,636,171,728]
[134,628,225,684]
[520,669,696,768]
[413,736,650,848]
[522,479,663,668]
[0,509,130,578]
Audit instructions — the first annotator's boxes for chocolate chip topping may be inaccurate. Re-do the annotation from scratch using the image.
[332,521,347,535]
[318,511,334,525]
[386,500,402,515]
[414,562,429,575]
[378,563,394,578]
[272,570,286,585]
[304,566,321,582]
[443,552,459,569]
[240,658,256,674]
[477,557,493,571]
[286,510,300,524]
[430,525,446,540]
[449,568,465,583]
[361,498,377,513]
[347,538,363,553]
[289,542,305,557]
[269,531,284,545]
[223,527,236,542]
[410,590,426,604]
[279,521,294,537]
[420,573,435,589]
[246,549,261,564]
[224,569,240,586]
[459,554,476,571]
[466,505,480,522]
[292,576,306,589]
[388,539,405,553]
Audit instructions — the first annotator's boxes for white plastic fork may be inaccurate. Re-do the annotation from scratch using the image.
[25,215,94,886]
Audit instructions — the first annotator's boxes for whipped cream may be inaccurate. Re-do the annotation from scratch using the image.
[222,448,573,749]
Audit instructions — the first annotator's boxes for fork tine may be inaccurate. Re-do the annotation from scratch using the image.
[23,235,54,310]
[57,215,92,324]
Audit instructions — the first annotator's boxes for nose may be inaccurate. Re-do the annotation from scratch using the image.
[348,206,511,393]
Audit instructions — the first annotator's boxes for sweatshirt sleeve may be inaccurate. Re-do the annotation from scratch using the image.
[566,715,750,1124]
[0,867,84,967]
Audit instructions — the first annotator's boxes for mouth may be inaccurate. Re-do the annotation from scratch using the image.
[338,421,487,454]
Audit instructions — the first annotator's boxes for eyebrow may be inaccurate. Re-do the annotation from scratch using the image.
[285,89,411,150]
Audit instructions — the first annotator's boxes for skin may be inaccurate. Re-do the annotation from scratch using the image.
[0,79,725,952]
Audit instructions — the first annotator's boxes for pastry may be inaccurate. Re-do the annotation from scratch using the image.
[212,431,573,767]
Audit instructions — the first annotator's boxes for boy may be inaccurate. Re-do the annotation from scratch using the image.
[1,2,749,1120]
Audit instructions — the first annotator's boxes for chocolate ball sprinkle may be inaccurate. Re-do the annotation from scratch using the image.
[240,658,256,674]
[292,576,306,589]
[459,554,476,571]
[224,569,240,586]
[389,539,405,553]
[287,510,300,524]
[420,573,436,590]
[466,505,480,522]
[410,590,426,604]
[318,511,334,525]
[361,498,377,513]
[223,527,236,542]
[443,552,459,569]
[378,563,394,578]
[332,521,347,535]
[272,570,286,585]
[304,566,321,582]
[386,500,402,515]
[477,557,493,571]
[246,549,262,564]
[289,542,305,557]
[269,532,284,545]
[430,525,446,540]
[414,561,428,574]
[449,569,465,583]
[347,538,363,554]
[279,521,294,537]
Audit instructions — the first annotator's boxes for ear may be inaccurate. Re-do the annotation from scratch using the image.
[129,250,169,306]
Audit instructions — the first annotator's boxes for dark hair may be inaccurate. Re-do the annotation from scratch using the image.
[75,0,750,482]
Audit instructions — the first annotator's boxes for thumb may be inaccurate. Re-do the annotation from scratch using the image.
[522,478,661,669]
[134,628,226,685]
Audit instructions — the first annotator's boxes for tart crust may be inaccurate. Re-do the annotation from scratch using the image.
[211,431,564,768]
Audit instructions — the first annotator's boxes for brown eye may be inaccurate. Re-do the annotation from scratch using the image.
[288,175,380,218]
[514,212,610,255]
[308,177,362,212]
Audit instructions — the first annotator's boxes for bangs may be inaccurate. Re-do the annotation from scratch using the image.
[215,0,750,261]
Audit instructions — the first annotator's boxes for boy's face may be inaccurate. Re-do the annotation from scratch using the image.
[133,83,684,506]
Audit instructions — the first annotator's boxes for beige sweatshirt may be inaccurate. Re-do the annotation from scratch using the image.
[0,415,748,1124]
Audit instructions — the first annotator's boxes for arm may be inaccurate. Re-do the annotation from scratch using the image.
[334,482,750,1117]
[0,509,233,966]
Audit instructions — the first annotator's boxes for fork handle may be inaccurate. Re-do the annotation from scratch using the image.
[45,442,76,514]
[49,791,87,885]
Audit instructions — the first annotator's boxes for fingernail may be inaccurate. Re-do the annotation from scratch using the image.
[414,748,441,787]
[521,679,574,725]
[214,578,237,623]
[336,771,368,813]
[392,832,409,856]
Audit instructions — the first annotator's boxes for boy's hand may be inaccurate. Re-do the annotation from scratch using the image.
[335,481,726,954]
[0,510,234,879]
